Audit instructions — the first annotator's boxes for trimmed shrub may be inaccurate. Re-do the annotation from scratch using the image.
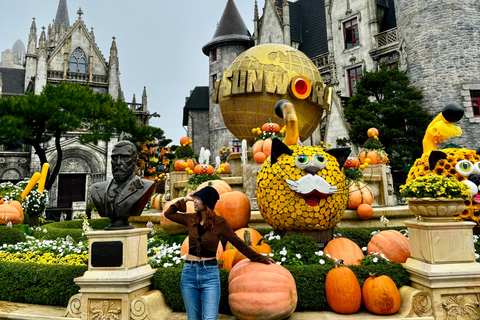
[0,261,86,306]
[0,226,27,245]
[31,218,111,241]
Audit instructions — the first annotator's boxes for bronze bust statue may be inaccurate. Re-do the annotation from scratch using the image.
[90,140,156,230]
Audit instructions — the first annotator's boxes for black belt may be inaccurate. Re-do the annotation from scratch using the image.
[186,259,217,266]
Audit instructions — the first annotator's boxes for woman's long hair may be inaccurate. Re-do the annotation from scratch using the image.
[192,207,216,233]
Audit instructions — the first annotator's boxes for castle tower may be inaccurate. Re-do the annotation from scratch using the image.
[24,18,37,92]
[202,0,254,161]
[395,0,480,148]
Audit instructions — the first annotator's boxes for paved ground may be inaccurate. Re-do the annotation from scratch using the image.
[0,301,435,320]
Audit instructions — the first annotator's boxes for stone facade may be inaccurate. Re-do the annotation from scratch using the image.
[395,0,480,149]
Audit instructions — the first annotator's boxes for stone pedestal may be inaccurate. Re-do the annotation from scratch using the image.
[362,164,397,206]
[404,219,480,319]
[65,228,171,320]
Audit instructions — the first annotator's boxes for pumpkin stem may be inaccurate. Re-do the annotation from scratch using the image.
[369,272,379,278]
[255,237,266,246]
[334,259,344,268]
[244,230,252,246]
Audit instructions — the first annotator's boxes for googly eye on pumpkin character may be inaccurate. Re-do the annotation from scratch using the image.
[456,160,474,176]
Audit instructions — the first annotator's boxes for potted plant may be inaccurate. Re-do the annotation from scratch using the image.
[400,173,471,221]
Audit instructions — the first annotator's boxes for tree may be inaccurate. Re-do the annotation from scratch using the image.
[0,82,165,190]
[343,65,433,172]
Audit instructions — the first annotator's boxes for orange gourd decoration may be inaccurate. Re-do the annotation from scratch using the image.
[367,230,410,263]
[160,198,195,235]
[347,181,374,209]
[194,164,215,175]
[357,203,373,219]
[0,204,22,225]
[180,136,191,146]
[343,156,360,168]
[362,274,401,315]
[367,128,379,138]
[324,238,364,266]
[252,139,273,164]
[359,150,388,165]
[7,200,24,222]
[229,259,297,320]
[149,193,165,210]
[222,162,232,173]
[261,122,281,133]
[232,234,272,267]
[215,191,251,230]
[225,228,263,250]
[219,248,238,271]
[0,197,3,205]
[325,260,362,314]
[180,236,224,259]
[174,159,195,171]
[196,180,231,196]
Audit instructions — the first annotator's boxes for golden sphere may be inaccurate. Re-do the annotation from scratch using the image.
[217,44,329,145]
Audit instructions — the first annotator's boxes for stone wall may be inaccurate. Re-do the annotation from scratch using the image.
[395,0,480,148]
[188,109,210,156]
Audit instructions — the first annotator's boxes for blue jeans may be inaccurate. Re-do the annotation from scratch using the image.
[181,262,221,320]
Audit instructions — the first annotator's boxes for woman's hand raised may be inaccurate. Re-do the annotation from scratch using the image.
[184,192,196,202]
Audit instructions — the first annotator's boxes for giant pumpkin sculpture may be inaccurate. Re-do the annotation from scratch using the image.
[256,100,350,232]
[406,104,480,224]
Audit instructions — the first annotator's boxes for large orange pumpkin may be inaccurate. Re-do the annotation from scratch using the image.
[323,238,364,266]
[7,200,24,222]
[180,236,223,259]
[359,150,388,165]
[196,180,231,196]
[160,198,195,235]
[347,181,374,209]
[367,230,410,263]
[362,274,401,315]
[226,228,262,250]
[215,191,251,230]
[252,139,273,164]
[325,261,362,314]
[194,164,214,175]
[174,159,195,171]
[229,259,297,320]
[0,204,22,225]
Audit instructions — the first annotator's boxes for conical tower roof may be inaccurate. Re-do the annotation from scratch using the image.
[54,0,70,28]
[202,0,253,55]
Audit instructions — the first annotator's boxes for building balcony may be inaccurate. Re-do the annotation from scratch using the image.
[370,27,399,60]
[47,70,108,87]
[310,52,330,74]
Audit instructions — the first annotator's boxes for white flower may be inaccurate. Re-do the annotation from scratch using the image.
[373,257,378,263]
[362,247,367,252]
[6,221,12,227]
[319,259,325,265]
[281,257,286,262]
[295,253,301,259]
[43,229,48,233]
[380,253,389,261]
[476,253,479,260]
[279,247,287,256]
[276,261,282,265]
[314,250,324,256]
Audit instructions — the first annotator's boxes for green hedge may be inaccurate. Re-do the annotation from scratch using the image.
[0,226,27,245]
[152,260,410,313]
[31,218,111,241]
[0,261,87,306]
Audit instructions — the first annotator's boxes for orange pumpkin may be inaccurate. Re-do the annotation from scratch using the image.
[194,164,214,175]
[232,236,272,267]
[359,150,388,165]
[261,122,281,133]
[174,159,195,171]
[347,181,374,209]
[149,193,165,210]
[196,180,232,196]
[219,248,238,271]
[215,191,251,230]
[7,200,24,222]
[222,162,232,173]
[357,203,373,219]
[229,259,297,320]
[0,204,22,225]
[226,228,263,250]
[180,136,191,146]
[324,238,364,266]
[362,274,401,315]
[160,198,195,235]
[180,236,223,259]
[0,197,3,205]
[367,230,410,263]
[325,261,362,314]
[252,139,273,164]
[343,156,360,168]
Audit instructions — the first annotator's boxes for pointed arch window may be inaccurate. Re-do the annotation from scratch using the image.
[69,48,87,73]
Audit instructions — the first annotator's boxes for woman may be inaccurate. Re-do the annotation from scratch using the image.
[164,186,274,320]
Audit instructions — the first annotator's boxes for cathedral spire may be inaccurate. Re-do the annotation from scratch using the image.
[54,0,70,28]
[39,27,47,50]
[27,18,37,54]
[110,36,118,59]
[254,0,259,21]
[142,86,148,111]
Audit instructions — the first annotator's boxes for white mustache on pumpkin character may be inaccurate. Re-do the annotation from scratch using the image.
[286,174,338,196]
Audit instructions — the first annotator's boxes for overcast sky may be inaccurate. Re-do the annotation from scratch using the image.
[0,0,256,146]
